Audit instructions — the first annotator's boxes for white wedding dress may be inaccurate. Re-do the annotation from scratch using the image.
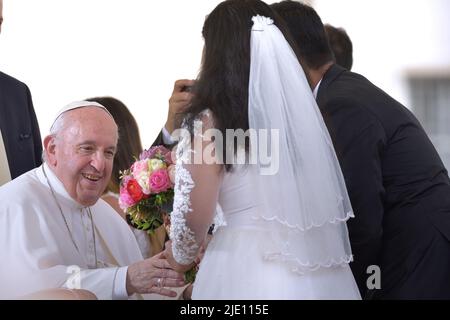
[170,110,361,300]
[169,16,361,300]
[193,164,360,300]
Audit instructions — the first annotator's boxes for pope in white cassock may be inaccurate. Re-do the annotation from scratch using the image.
[0,101,185,299]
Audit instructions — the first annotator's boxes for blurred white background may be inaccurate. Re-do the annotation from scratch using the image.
[1,0,449,163]
[315,0,450,105]
[315,0,450,166]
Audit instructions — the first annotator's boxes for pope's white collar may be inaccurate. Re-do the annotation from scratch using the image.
[37,163,86,210]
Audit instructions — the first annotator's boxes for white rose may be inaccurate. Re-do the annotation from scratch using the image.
[148,159,166,172]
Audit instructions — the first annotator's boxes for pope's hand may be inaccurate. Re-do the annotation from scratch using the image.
[126,251,186,297]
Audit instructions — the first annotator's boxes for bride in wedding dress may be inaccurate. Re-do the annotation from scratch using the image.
[164,0,361,300]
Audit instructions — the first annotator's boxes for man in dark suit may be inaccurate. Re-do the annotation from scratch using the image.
[0,0,42,183]
[272,1,450,299]
[0,72,42,180]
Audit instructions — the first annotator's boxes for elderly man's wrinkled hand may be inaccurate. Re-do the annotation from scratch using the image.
[126,251,186,297]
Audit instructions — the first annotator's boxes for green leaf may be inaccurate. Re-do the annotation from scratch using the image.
[184,267,198,284]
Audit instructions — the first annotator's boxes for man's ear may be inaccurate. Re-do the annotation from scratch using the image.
[43,135,57,166]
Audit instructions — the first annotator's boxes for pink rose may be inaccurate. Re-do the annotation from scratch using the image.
[149,169,172,194]
[140,145,171,160]
[163,149,173,165]
[131,160,149,177]
[168,165,176,185]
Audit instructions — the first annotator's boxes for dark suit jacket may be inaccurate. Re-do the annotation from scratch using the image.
[0,72,42,179]
[152,131,166,147]
[317,65,450,299]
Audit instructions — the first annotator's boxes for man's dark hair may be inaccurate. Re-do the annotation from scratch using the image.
[325,24,353,70]
[271,0,334,70]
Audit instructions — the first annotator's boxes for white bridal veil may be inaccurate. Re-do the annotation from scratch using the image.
[248,15,354,273]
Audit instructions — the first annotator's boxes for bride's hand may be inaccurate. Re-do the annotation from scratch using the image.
[164,240,197,273]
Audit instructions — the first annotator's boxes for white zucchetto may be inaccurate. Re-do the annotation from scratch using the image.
[50,100,114,132]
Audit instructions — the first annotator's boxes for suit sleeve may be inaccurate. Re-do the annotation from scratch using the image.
[324,100,386,297]
[152,130,165,147]
[25,85,42,167]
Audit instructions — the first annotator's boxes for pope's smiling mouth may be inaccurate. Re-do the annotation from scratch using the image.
[82,173,102,182]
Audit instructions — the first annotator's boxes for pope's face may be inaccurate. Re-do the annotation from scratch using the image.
[45,107,118,207]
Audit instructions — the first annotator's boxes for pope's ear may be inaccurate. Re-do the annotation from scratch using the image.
[43,135,57,166]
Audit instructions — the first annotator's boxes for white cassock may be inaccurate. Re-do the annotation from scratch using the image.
[0,163,145,299]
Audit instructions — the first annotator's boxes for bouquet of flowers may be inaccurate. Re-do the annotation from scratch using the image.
[119,145,174,233]
[119,145,198,283]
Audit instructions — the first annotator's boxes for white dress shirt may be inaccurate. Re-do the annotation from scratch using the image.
[162,126,175,145]
[0,129,11,186]
[313,79,323,100]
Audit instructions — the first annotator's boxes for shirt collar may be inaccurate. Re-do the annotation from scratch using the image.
[313,78,323,99]
[0,128,11,186]
[37,163,86,210]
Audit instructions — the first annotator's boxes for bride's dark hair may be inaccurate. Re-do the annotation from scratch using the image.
[182,0,307,171]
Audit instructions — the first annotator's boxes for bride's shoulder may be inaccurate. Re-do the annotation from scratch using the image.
[180,109,216,135]
[198,108,215,121]
[194,109,216,129]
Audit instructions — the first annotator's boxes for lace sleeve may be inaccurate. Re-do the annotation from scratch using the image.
[170,110,223,265]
